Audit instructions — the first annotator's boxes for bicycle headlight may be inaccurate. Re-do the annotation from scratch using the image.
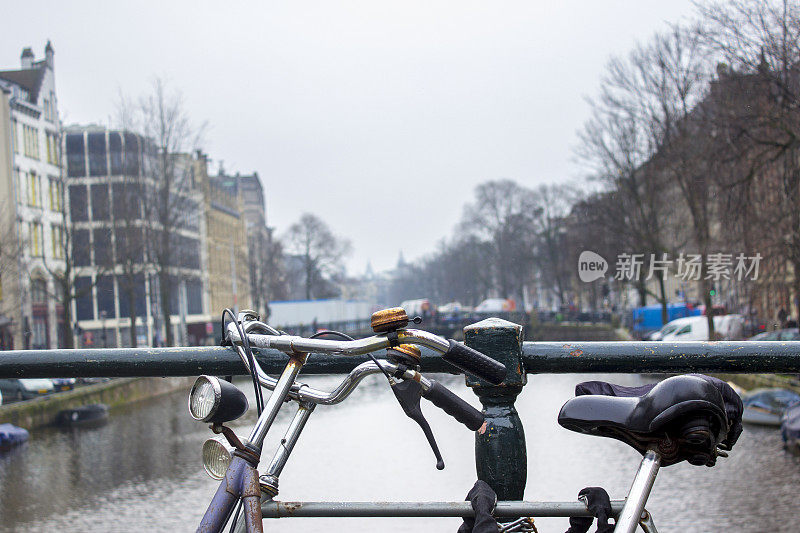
[202,437,233,480]
[188,375,249,424]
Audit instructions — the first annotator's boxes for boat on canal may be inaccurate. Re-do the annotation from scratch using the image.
[741,388,800,426]
[0,423,29,450]
[55,403,109,428]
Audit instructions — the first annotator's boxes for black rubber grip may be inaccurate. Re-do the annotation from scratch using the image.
[442,339,506,385]
[424,380,485,431]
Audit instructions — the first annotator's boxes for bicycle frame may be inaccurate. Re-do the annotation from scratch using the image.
[198,320,662,533]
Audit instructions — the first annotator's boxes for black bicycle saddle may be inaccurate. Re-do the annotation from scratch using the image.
[558,375,740,466]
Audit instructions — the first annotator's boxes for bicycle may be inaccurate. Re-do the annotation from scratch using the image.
[191,307,743,533]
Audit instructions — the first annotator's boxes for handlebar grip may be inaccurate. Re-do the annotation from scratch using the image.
[442,339,506,385]
[423,380,485,431]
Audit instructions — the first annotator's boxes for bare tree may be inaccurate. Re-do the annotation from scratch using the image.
[284,213,351,300]
[533,184,580,307]
[579,25,719,332]
[250,228,288,320]
[0,200,24,348]
[126,79,204,346]
[459,180,540,303]
[698,0,800,319]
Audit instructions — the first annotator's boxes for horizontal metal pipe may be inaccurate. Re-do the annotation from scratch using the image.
[3,341,800,378]
[523,341,800,373]
[260,500,626,518]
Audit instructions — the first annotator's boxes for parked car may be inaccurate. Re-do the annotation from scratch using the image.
[650,317,700,341]
[657,315,745,341]
[749,328,800,341]
[399,299,435,319]
[475,298,516,313]
[0,379,54,402]
[51,378,76,391]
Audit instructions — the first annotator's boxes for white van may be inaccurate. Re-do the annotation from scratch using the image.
[658,315,745,341]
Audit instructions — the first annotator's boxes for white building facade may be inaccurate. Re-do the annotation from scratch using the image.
[0,42,65,349]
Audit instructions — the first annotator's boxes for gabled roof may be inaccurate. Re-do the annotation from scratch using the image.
[0,64,46,102]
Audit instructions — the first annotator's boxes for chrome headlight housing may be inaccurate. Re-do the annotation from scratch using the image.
[202,437,233,480]
[188,375,248,424]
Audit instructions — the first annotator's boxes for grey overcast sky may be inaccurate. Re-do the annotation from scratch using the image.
[2,1,694,274]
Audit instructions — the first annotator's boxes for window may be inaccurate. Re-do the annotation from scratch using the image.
[49,178,63,212]
[28,172,39,207]
[75,276,93,321]
[93,228,112,266]
[44,92,57,122]
[69,185,88,222]
[29,222,43,256]
[91,183,110,221]
[112,181,142,220]
[676,325,692,336]
[13,169,23,204]
[73,229,90,267]
[66,133,86,177]
[87,132,107,176]
[31,318,47,349]
[109,132,124,175]
[23,124,39,160]
[51,224,63,259]
[11,119,18,154]
[117,273,146,318]
[114,226,144,263]
[124,133,140,175]
[31,279,47,305]
[45,132,59,165]
[96,275,116,318]
[187,278,203,314]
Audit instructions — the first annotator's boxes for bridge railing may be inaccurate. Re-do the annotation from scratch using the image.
[1,316,799,503]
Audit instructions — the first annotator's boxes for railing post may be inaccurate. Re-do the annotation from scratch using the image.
[464,317,527,501]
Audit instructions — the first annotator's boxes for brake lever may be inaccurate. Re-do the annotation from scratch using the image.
[390,378,445,470]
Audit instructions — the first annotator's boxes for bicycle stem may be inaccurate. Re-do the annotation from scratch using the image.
[248,352,307,450]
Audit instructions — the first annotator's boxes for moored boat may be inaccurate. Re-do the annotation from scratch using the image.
[781,403,800,453]
[55,403,109,428]
[742,388,800,426]
[0,423,29,450]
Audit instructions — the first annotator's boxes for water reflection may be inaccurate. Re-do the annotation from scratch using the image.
[0,373,798,532]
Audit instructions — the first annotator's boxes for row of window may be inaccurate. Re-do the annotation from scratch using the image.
[10,120,59,165]
[66,132,142,178]
[68,183,198,231]
[69,225,200,270]
[27,221,64,259]
[74,275,203,321]
[15,169,63,211]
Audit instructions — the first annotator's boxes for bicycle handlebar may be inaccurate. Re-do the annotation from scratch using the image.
[442,339,506,385]
[422,380,485,431]
[227,321,506,383]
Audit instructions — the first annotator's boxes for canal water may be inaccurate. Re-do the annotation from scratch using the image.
[1,373,798,532]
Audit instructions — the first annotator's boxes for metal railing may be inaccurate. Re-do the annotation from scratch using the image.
[1,316,798,528]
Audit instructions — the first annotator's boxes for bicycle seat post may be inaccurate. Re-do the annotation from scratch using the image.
[615,449,661,533]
